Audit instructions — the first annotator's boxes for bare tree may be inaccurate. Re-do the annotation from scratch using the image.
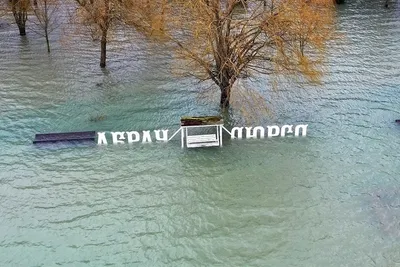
[31,0,61,52]
[74,0,119,68]
[72,0,169,68]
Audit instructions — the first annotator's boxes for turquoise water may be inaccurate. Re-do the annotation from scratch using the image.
[1,1,400,266]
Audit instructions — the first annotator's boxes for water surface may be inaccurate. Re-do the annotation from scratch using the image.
[0,2,400,266]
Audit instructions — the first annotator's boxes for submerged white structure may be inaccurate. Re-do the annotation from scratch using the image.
[179,116,224,148]
[96,116,308,148]
[182,124,223,148]
[227,124,308,139]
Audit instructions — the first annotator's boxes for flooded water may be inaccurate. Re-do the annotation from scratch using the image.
[1,1,400,266]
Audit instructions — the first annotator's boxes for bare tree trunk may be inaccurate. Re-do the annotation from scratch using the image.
[219,84,231,109]
[44,0,50,52]
[45,31,50,53]
[100,30,107,68]
[99,0,109,68]
[18,23,26,35]
[11,0,28,36]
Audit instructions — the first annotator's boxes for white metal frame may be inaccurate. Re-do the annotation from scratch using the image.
[180,124,223,148]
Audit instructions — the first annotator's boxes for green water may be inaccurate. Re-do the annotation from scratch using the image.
[1,2,400,266]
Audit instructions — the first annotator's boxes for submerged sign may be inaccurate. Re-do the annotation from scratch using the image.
[96,124,308,148]
[32,115,308,147]
[97,130,169,145]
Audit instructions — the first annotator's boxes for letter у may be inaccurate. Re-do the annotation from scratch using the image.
[111,132,126,144]
[97,132,108,145]
[245,126,265,139]
[154,130,169,142]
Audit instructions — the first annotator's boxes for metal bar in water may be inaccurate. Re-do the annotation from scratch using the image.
[33,131,96,144]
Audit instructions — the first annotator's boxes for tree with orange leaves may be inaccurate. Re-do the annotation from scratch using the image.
[125,0,336,111]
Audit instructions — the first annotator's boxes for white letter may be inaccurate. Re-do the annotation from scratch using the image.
[154,130,168,142]
[111,132,125,144]
[267,126,280,137]
[245,126,265,139]
[295,125,308,137]
[280,125,294,137]
[231,127,244,139]
[97,132,107,145]
[142,131,153,143]
[126,131,140,143]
